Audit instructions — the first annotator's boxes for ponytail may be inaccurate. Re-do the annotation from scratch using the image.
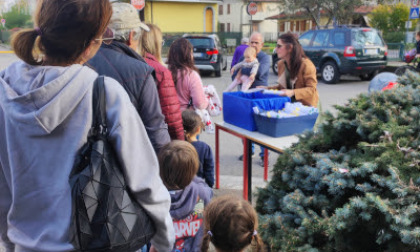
[11,28,43,66]
[251,233,264,252]
[200,230,212,252]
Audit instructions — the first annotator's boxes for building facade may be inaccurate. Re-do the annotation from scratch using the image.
[143,0,220,33]
[218,0,282,41]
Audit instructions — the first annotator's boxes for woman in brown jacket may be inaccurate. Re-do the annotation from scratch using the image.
[267,32,319,107]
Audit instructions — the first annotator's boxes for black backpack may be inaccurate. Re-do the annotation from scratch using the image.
[69,76,155,251]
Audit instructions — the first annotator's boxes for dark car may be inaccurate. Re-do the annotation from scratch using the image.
[183,34,228,77]
[272,26,388,84]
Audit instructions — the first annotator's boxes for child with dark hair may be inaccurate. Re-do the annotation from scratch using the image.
[182,110,215,188]
[201,195,264,252]
[158,140,213,252]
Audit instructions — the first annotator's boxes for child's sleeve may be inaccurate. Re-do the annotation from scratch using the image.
[203,144,215,188]
[250,61,260,76]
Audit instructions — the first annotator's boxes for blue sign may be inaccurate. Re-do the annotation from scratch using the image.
[410,7,419,19]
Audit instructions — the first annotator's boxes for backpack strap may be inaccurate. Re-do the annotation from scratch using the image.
[91,75,107,137]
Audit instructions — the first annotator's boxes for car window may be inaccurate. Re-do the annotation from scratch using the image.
[351,29,384,46]
[313,31,329,47]
[333,32,346,46]
[186,38,214,48]
[299,31,314,46]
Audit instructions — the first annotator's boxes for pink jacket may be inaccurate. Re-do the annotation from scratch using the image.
[174,69,208,111]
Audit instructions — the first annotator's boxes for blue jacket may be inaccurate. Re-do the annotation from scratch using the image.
[232,51,270,88]
[88,42,170,153]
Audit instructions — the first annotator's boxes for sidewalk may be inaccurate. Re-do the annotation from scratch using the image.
[382,60,407,73]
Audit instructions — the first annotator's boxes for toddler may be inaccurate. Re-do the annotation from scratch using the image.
[201,195,264,252]
[182,110,215,188]
[225,47,260,92]
[158,140,213,252]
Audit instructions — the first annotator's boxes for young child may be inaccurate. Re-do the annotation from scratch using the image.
[158,140,213,252]
[182,110,215,188]
[225,47,260,92]
[201,195,264,252]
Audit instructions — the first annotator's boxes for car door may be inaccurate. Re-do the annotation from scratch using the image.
[298,31,315,65]
[309,30,330,68]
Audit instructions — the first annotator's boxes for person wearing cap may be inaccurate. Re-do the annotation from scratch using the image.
[231,37,249,69]
[88,2,170,155]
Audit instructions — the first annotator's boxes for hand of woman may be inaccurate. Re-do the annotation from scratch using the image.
[282,89,295,97]
[256,85,268,89]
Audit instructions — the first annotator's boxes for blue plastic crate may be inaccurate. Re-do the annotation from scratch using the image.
[223,92,290,131]
[253,113,318,137]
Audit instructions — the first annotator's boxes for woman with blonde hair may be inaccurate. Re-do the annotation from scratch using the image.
[139,23,184,140]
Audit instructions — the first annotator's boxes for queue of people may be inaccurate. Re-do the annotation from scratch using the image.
[0,0,319,251]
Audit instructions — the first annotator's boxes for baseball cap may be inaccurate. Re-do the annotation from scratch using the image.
[109,2,150,32]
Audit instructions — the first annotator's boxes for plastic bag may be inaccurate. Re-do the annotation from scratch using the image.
[203,85,222,117]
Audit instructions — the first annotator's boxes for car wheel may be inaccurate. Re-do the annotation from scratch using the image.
[215,61,222,77]
[272,58,280,75]
[359,70,378,81]
[395,65,416,76]
[321,61,340,84]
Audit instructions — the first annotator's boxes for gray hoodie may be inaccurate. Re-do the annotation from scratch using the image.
[170,177,212,252]
[0,61,174,252]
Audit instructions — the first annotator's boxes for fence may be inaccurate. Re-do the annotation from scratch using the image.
[387,42,405,61]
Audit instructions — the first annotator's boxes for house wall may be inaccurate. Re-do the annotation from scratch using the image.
[218,0,282,41]
[144,2,218,33]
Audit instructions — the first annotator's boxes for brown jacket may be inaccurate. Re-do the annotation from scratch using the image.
[273,58,319,107]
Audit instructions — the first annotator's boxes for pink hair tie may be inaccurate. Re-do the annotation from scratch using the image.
[207,230,213,237]
[253,230,258,236]
[35,27,42,36]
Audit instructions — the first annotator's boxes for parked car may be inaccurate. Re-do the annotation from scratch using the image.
[183,34,228,77]
[272,26,388,84]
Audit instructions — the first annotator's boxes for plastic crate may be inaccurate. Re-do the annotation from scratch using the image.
[253,113,318,137]
[223,92,290,131]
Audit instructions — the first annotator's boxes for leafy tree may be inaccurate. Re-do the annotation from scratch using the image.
[2,4,32,29]
[369,3,409,33]
[368,5,390,31]
[277,0,397,28]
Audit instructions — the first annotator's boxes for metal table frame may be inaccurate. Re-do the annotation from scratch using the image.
[215,122,298,201]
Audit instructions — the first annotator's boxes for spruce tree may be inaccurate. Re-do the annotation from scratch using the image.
[256,74,420,252]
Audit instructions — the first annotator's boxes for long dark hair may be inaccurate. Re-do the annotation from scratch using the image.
[279,32,307,79]
[167,38,198,86]
[12,0,112,66]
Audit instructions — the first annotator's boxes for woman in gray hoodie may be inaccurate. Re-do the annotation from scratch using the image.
[0,0,174,251]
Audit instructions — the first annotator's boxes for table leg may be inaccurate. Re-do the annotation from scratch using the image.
[242,137,249,200]
[215,125,220,189]
[264,148,268,181]
[247,139,252,202]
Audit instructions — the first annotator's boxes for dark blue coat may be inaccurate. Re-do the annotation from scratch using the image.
[88,42,170,153]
